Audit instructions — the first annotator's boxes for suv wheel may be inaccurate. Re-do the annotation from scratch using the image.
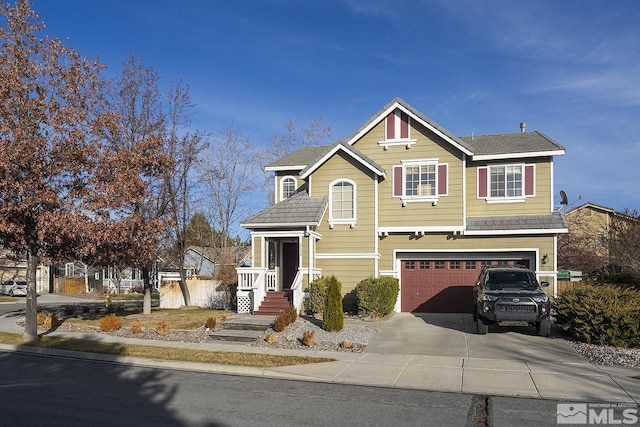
[9,290,14,297]
[476,312,488,335]
[536,317,551,337]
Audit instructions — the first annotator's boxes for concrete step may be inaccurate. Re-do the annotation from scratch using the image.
[209,329,264,343]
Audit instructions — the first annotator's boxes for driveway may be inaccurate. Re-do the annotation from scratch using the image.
[364,312,587,364]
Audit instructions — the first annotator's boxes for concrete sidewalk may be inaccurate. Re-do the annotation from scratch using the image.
[1,298,639,403]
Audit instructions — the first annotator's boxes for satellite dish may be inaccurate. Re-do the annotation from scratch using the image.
[560,190,568,205]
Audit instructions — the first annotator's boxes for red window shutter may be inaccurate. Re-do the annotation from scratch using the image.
[386,113,395,140]
[400,111,409,139]
[393,166,403,196]
[524,165,535,196]
[437,164,447,195]
[478,167,488,198]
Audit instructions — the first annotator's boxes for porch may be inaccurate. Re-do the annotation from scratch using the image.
[236,267,321,314]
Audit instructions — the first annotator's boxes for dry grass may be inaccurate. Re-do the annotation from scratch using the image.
[0,331,335,367]
[64,307,227,330]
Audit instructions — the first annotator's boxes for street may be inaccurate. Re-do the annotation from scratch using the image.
[0,351,562,427]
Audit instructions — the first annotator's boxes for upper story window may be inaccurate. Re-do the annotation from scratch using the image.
[280,176,296,201]
[393,160,448,204]
[329,179,356,228]
[379,109,417,149]
[478,164,535,202]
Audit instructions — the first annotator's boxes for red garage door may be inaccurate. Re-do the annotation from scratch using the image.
[401,259,527,313]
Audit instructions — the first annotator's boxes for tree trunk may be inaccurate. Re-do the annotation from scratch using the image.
[178,268,191,307]
[22,251,39,343]
[142,265,152,315]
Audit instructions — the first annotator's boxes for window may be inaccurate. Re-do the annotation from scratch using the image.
[406,164,436,197]
[419,261,430,269]
[378,109,417,149]
[405,261,415,269]
[465,261,477,270]
[595,233,605,249]
[329,179,356,226]
[450,261,461,269]
[478,164,534,200]
[434,261,446,269]
[281,176,296,200]
[491,165,522,198]
[393,162,448,202]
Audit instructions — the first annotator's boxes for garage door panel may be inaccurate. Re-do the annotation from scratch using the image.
[401,258,527,313]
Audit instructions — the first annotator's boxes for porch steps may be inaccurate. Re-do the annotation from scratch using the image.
[253,291,292,316]
[209,314,274,343]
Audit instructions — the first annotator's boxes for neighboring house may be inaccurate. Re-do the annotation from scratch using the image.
[237,98,567,314]
[0,248,50,294]
[183,246,251,277]
[58,261,144,294]
[561,202,636,278]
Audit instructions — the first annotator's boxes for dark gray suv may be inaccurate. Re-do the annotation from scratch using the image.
[473,265,551,336]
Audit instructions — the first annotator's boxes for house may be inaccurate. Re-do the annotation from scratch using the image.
[561,202,637,278]
[183,246,251,277]
[57,261,144,294]
[0,248,50,294]
[237,98,567,314]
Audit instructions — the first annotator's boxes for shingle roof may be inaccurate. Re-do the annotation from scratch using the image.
[344,97,475,154]
[460,131,565,158]
[300,141,385,179]
[266,146,330,170]
[240,191,328,228]
[465,213,568,233]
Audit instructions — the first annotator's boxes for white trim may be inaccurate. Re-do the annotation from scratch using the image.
[549,157,555,213]
[485,198,526,204]
[251,230,307,238]
[300,144,385,180]
[241,222,321,228]
[345,101,474,156]
[462,156,467,230]
[378,225,465,233]
[328,178,357,228]
[265,165,307,172]
[395,159,442,202]
[472,150,565,161]
[378,139,417,149]
[463,228,568,236]
[316,253,379,259]
[279,175,297,202]
[374,175,379,277]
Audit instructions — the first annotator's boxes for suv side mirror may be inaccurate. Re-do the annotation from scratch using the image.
[540,281,549,287]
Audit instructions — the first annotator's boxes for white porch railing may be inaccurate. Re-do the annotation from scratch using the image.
[104,278,144,294]
[236,267,322,314]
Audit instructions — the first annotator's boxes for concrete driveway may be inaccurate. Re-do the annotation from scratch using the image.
[364,312,586,364]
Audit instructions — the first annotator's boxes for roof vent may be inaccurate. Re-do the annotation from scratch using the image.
[520,122,526,133]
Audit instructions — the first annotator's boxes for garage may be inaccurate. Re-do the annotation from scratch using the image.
[400,258,530,313]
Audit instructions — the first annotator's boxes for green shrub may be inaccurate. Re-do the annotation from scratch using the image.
[323,275,344,332]
[306,276,329,314]
[554,285,640,348]
[355,276,399,317]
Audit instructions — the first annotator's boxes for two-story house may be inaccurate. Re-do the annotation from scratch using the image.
[237,98,567,314]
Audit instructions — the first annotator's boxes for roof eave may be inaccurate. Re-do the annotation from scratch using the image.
[300,144,385,180]
[472,150,566,161]
[265,165,307,172]
[463,228,568,236]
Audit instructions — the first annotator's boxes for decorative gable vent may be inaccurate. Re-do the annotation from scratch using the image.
[379,109,417,149]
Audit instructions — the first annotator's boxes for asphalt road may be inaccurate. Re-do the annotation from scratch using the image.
[0,351,565,427]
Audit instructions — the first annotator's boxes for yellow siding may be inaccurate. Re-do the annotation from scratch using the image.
[316,257,376,295]
[378,233,556,273]
[312,151,377,254]
[252,235,263,268]
[352,119,465,227]
[466,158,553,217]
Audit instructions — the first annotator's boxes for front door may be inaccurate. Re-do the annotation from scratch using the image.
[281,242,299,291]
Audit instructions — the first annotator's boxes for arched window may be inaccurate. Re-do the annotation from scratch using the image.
[329,179,356,227]
[281,176,296,200]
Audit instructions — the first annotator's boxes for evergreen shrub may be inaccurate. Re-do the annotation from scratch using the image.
[355,276,399,317]
[554,285,640,348]
[323,275,344,332]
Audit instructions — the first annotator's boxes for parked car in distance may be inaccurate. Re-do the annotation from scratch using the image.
[473,264,551,336]
[0,280,28,297]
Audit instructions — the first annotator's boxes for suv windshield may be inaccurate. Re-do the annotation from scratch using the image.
[484,270,538,291]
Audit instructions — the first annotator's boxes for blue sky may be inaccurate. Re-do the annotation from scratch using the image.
[33,0,640,212]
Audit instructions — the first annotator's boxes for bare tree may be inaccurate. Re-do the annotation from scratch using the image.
[162,82,207,307]
[0,1,164,341]
[200,124,259,306]
[608,209,640,278]
[103,54,170,314]
[260,117,332,204]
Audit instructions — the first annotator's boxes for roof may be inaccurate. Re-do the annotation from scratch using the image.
[567,202,616,216]
[240,191,328,228]
[344,97,475,155]
[460,131,565,160]
[465,213,568,235]
[186,246,250,264]
[265,146,329,171]
[300,141,385,179]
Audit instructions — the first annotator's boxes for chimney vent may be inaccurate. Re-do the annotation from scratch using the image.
[520,122,526,133]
